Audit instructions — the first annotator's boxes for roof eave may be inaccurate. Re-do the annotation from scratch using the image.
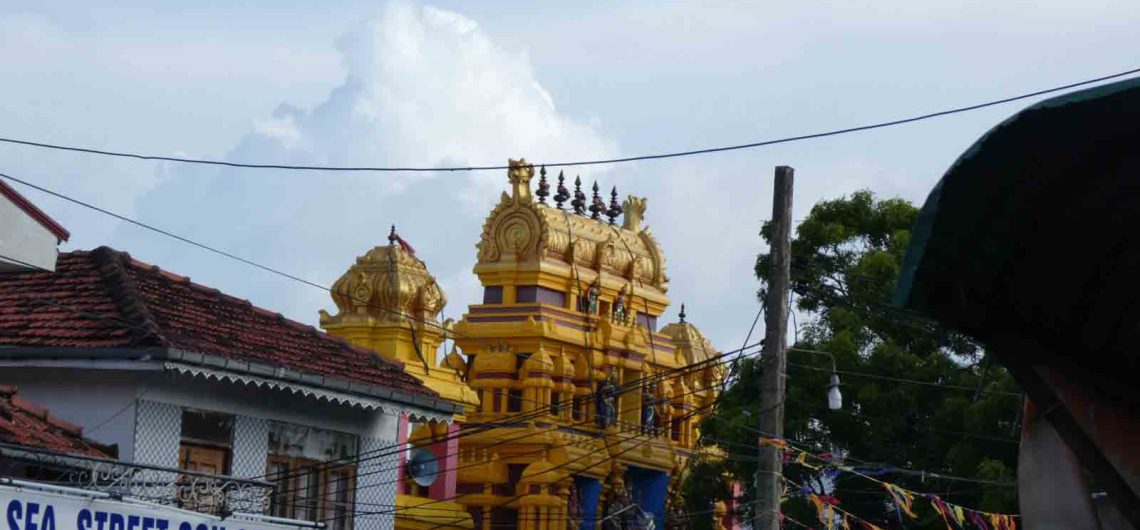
[0,346,460,415]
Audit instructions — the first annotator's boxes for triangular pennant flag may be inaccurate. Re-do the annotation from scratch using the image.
[952,505,966,526]
[883,483,918,519]
[928,495,956,530]
[967,511,989,530]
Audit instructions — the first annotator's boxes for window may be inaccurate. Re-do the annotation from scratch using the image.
[178,409,233,475]
[671,418,682,442]
[507,389,523,412]
[572,396,582,421]
[550,392,561,416]
[266,422,358,530]
[178,409,234,514]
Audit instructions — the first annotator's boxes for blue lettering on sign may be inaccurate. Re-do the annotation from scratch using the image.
[24,503,40,530]
[39,507,53,530]
[109,513,124,530]
[94,511,108,530]
[178,523,191,530]
[7,500,22,530]
[194,523,207,530]
[126,515,139,530]
[78,509,92,530]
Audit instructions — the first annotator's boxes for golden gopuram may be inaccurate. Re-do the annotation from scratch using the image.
[321,159,730,530]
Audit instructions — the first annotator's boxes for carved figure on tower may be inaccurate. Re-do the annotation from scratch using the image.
[612,285,628,323]
[642,380,658,434]
[597,373,619,428]
[582,280,601,314]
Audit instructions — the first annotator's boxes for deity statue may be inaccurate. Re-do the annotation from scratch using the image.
[603,480,633,530]
[596,374,619,428]
[582,280,601,314]
[612,286,628,323]
[642,381,658,434]
[567,483,583,530]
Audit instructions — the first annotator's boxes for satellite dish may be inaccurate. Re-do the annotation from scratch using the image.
[407,448,439,487]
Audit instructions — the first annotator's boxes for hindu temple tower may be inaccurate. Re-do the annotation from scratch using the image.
[322,159,727,530]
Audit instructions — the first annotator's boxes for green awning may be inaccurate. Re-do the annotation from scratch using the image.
[895,77,1140,399]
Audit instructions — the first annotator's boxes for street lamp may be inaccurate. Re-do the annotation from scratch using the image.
[827,373,842,411]
[788,347,842,411]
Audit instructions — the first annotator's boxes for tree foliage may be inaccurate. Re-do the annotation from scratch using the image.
[686,191,1021,528]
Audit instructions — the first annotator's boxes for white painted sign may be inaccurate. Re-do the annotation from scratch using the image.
[1,484,310,530]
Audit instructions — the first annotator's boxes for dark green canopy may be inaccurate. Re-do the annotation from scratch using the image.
[895,77,1140,402]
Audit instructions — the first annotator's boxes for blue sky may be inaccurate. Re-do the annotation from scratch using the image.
[1,0,1137,353]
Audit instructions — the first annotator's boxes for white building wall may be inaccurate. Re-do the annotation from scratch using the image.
[0,367,149,461]
[0,193,60,272]
[1,365,413,526]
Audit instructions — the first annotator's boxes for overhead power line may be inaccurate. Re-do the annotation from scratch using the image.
[1,66,1138,172]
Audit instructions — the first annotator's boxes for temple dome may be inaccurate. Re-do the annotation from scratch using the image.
[471,348,517,376]
[320,227,446,326]
[519,458,559,485]
[522,344,554,374]
[473,159,669,293]
[661,317,725,389]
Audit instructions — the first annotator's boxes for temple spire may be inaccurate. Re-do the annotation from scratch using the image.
[536,166,550,205]
[589,181,604,220]
[679,303,687,323]
[571,176,586,215]
[553,171,569,209]
[606,186,624,225]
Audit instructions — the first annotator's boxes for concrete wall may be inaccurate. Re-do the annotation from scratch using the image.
[0,193,59,272]
[0,367,150,461]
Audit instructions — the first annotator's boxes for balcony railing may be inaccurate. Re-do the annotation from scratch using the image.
[0,443,273,517]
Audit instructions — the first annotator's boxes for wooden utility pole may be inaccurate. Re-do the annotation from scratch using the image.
[756,166,793,530]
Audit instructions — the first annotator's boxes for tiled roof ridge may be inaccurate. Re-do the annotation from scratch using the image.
[0,384,117,457]
[109,249,408,374]
[89,247,168,347]
[1,385,81,436]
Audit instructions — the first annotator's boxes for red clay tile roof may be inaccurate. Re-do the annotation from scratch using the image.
[0,247,436,400]
[0,179,70,242]
[0,384,113,457]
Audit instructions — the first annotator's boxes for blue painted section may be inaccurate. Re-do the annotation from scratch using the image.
[627,466,670,530]
[576,476,602,530]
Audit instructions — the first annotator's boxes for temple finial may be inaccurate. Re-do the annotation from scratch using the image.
[536,166,550,205]
[679,303,686,323]
[554,171,569,209]
[388,224,398,245]
[606,186,624,225]
[571,176,587,215]
[589,181,604,220]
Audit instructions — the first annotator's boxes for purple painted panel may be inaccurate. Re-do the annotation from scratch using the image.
[483,285,504,304]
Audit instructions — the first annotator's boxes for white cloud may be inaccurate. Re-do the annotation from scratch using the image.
[113,1,618,329]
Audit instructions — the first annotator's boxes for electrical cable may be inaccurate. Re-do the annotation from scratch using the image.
[0,171,464,339]
[254,338,763,490]
[0,66,1136,172]
[270,344,758,504]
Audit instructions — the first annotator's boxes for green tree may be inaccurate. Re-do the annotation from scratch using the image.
[687,190,1020,528]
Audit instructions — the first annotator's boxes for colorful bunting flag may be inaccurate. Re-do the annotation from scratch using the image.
[883,483,918,519]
